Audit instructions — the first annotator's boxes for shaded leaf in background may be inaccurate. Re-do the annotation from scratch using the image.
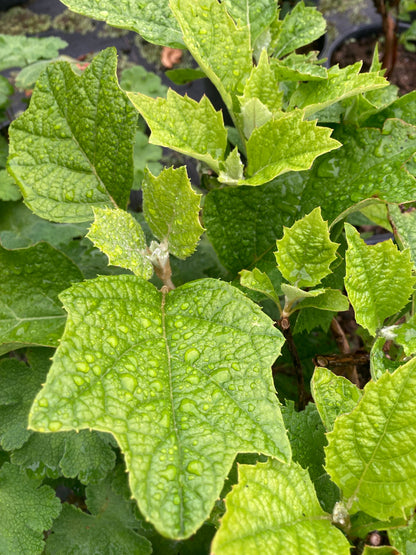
[0,462,61,555]
[326,356,416,520]
[211,459,350,554]
[0,34,67,71]
[389,204,416,269]
[8,48,137,222]
[29,275,290,538]
[344,223,415,336]
[0,242,83,354]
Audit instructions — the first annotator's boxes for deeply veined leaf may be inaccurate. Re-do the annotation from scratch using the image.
[211,459,350,554]
[325,356,416,520]
[239,49,283,115]
[272,1,326,58]
[271,53,328,82]
[45,474,152,555]
[364,89,416,128]
[142,166,204,259]
[60,0,183,47]
[290,63,388,117]
[388,515,416,554]
[312,367,362,431]
[282,402,340,513]
[169,0,252,109]
[243,111,341,186]
[275,207,339,288]
[0,462,61,555]
[239,268,281,306]
[29,275,290,539]
[8,48,137,222]
[128,89,227,173]
[0,242,83,355]
[223,0,278,44]
[344,223,415,335]
[87,207,152,278]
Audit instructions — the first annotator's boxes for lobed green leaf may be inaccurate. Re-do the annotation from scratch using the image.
[223,0,278,45]
[0,34,68,71]
[8,48,137,222]
[211,458,350,554]
[29,275,290,538]
[325,356,416,520]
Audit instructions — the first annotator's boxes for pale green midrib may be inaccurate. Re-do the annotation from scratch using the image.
[346,370,411,511]
[0,315,65,323]
[47,65,118,209]
[161,287,185,534]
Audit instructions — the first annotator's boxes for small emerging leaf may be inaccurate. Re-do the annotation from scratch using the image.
[312,366,362,431]
[212,459,350,554]
[326,356,416,520]
[344,223,415,335]
[239,268,281,306]
[128,89,227,173]
[142,166,204,259]
[87,207,152,278]
[382,315,416,356]
[275,207,339,288]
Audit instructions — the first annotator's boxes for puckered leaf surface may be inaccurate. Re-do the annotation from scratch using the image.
[211,459,350,554]
[344,223,415,336]
[325,356,416,520]
[60,0,183,47]
[87,207,152,278]
[365,89,416,127]
[0,242,83,355]
[275,207,339,288]
[0,462,61,555]
[243,111,341,185]
[223,0,277,44]
[29,275,290,539]
[142,166,204,259]
[128,89,227,173]
[45,474,152,555]
[290,63,388,116]
[170,0,252,109]
[312,367,362,431]
[8,48,137,222]
[271,54,328,82]
[272,1,326,58]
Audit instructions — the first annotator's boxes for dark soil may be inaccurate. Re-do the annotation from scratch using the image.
[332,33,416,95]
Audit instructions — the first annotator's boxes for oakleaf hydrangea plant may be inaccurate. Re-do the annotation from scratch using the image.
[2,0,416,552]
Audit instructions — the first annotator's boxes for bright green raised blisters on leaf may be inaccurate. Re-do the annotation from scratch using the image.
[243,111,341,186]
[312,367,362,431]
[142,166,204,259]
[8,48,137,223]
[170,0,252,110]
[344,223,415,336]
[0,242,83,355]
[87,207,152,278]
[212,458,350,554]
[325,356,416,520]
[271,53,328,82]
[272,1,326,58]
[290,62,388,117]
[240,268,281,306]
[29,275,290,539]
[223,0,278,45]
[0,462,61,555]
[128,89,227,173]
[275,207,339,288]
[60,0,183,47]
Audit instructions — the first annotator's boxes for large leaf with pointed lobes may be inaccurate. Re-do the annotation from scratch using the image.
[243,111,341,186]
[275,207,339,288]
[128,89,227,174]
[289,63,388,117]
[272,1,327,58]
[142,166,204,259]
[0,463,61,555]
[169,0,252,110]
[325,356,416,520]
[344,223,415,336]
[312,367,362,431]
[8,48,137,223]
[60,0,183,47]
[87,207,152,278]
[0,243,82,355]
[211,459,350,555]
[29,275,290,539]
[223,0,278,45]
